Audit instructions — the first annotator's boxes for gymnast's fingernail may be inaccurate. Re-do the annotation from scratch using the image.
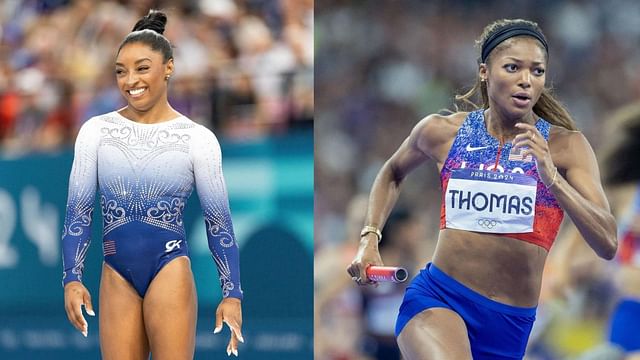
[238,334,244,343]
[87,309,95,316]
[232,349,238,356]
[227,348,231,356]
[82,330,88,337]
[214,326,222,334]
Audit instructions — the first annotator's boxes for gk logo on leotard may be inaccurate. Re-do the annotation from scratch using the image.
[165,240,182,252]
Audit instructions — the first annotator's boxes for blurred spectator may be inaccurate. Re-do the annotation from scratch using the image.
[0,0,313,153]
[315,194,370,360]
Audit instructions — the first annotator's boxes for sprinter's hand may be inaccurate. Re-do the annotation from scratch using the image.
[347,234,384,286]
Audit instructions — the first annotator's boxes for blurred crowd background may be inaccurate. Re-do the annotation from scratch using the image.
[0,0,313,154]
[315,1,640,360]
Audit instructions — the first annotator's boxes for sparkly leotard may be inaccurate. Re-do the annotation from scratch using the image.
[62,111,242,298]
[439,110,564,250]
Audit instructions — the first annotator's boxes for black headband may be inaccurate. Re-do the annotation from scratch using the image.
[481,25,548,63]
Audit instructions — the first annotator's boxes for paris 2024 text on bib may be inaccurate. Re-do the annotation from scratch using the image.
[445,169,537,233]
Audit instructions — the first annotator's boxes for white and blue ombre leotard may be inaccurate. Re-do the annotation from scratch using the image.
[61,111,242,299]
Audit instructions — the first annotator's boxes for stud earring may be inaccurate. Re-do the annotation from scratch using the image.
[165,75,171,80]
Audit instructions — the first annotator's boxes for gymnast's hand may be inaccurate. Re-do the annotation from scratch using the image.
[214,297,243,357]
[63,281,95,337]
[347,233,384,286]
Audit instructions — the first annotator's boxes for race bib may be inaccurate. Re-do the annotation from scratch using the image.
[445,169,537,233]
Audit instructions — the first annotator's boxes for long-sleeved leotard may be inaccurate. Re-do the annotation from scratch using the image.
[61,111,242,299]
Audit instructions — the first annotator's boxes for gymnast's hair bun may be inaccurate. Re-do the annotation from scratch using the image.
[132,10,167,35]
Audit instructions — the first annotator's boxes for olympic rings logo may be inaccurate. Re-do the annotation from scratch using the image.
[477,218,498,229]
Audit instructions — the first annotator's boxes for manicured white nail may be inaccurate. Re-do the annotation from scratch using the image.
[87,309,95,316]
[232,349,238,356]
[226,348,231,356]
[238,334,244,343]
[214,326,222,334]
[82,330,88,337]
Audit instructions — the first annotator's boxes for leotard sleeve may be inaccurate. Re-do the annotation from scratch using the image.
[192,127,243,300]
[61,119,99,286]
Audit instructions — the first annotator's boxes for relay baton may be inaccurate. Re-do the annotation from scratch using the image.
[366,266,408,283]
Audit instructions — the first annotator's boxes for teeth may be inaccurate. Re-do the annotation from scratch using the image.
[129,88,145,95]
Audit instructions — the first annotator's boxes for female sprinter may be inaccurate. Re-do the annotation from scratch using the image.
[61,10,243,359]
[348,19,617,360]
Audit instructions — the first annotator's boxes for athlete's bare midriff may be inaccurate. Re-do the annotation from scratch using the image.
[432,228,547,307]
[425,111,554,308]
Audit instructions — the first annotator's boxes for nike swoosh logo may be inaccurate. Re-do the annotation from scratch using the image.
[466,144,489,152]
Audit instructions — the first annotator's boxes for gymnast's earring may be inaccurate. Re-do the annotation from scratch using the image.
[165,74,171,81]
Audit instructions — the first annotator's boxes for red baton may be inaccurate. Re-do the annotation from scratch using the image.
[366,266,408,283]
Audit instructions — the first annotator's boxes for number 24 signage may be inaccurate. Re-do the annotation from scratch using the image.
[0,186,60,268]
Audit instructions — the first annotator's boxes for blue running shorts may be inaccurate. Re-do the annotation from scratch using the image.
[396,263,537,359]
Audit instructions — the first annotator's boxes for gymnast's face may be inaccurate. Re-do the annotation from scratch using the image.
[480,36,547,120]
[115,42,173,113]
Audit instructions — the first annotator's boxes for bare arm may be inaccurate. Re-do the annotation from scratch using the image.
[550,132,617,259]
[364,122,432,234]
[514,124,617,259]
[347,114,455,284]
